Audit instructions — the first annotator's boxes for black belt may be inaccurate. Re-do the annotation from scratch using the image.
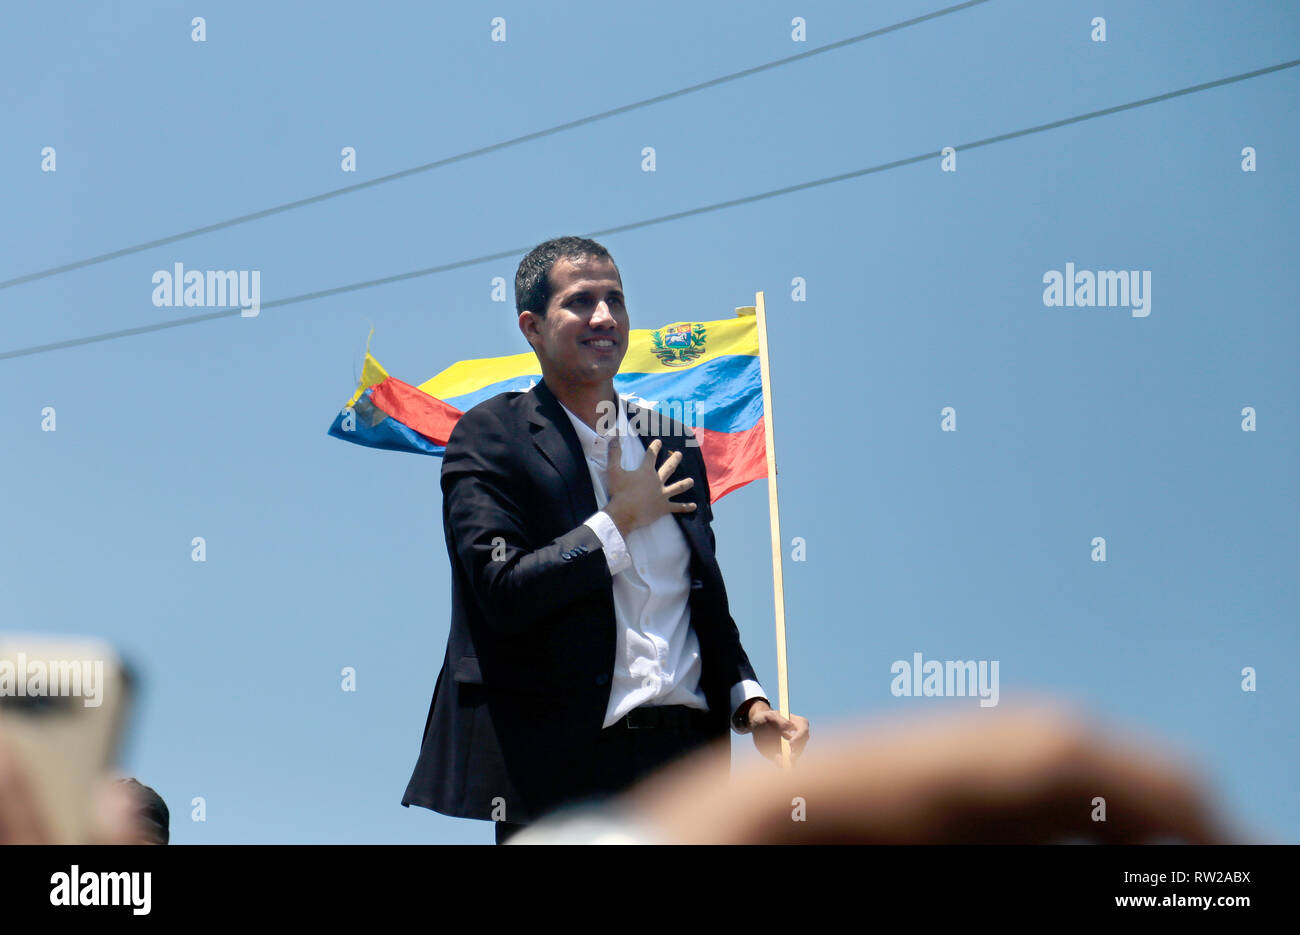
[611,704,710,731]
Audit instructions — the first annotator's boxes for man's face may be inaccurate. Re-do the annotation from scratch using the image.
[521,255,629,389]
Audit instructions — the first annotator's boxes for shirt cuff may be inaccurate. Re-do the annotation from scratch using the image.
[728,680,769,735]
[583,511,632,576]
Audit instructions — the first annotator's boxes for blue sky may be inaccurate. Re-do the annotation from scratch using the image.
[1,1,1296,844]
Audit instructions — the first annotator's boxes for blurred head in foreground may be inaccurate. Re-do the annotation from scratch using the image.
[97,777,169,845]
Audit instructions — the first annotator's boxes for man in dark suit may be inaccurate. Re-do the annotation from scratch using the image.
[402,236,809,842]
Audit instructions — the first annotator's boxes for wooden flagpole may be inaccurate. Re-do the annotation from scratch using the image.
[738,292,792,769]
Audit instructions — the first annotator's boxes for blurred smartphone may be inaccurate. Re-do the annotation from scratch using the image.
[0,635,132,843]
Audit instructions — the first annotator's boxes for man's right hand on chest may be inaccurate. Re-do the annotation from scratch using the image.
[604,437,697,537]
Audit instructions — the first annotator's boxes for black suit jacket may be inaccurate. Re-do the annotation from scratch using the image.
[401,377,760,823]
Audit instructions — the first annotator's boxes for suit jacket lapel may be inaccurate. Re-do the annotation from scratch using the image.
[527,379,598,526]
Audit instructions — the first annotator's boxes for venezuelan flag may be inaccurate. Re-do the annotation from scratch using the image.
[328,312,767,502]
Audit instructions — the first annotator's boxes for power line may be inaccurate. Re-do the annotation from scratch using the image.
[0,0,993,292]
[3,56,1295,363]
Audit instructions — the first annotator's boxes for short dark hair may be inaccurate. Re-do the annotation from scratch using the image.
[117,778,169,845]
[514,236,619,317]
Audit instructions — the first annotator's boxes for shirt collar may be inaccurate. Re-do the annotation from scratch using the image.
[557,393,631,461]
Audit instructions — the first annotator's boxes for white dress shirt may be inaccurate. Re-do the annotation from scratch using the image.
[557,394,767,733]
